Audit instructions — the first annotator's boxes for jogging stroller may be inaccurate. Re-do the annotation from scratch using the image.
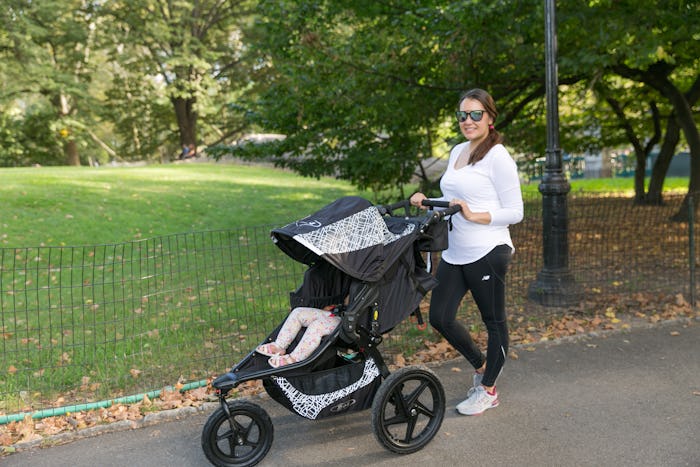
[201,196,459,467]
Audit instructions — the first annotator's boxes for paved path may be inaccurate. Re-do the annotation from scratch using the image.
[5,320,699,467]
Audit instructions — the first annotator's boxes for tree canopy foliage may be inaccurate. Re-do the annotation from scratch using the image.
[0,0,258,165]
[211,0,699,202]
[0,0,698,207]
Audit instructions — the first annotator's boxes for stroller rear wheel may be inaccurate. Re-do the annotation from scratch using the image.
[371,366,445,454]
[201,400,273,467]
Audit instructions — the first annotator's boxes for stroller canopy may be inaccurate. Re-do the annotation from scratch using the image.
[271,196,418,282]
[272,197,437,333]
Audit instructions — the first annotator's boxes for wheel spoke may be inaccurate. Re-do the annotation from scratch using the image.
[385,387,411,424]
[384,379,433,429]
[237,419,258,447]
[227,431,238,454]
[405,380,430,407]
[383,412,409,427]
[391,385,409,415]
[402,414,419,443]
[215,427,235,443]
[413,400,435,418]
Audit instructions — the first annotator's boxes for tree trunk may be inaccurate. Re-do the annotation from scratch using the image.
[664,85,700,221]
[645,115,680,205]
[647,77,700,206]
[172,95,198,157]
[52,92,80,166]
[603,94,659,204]
[65,140,80,166]
[632,150,646,204]
[634,101,661,205]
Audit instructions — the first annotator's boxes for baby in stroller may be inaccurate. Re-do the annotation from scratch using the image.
[257,259,351,368]
[256,302,345,367]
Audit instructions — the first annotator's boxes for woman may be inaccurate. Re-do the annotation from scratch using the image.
[410,88,523,416]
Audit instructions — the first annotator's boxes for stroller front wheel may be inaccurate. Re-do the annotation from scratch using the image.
[201,400,273,467]
[371,366,446,454]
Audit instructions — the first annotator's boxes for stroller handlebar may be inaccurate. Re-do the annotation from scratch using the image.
[422,200,462,219]
[377,200,411,216]
[421,200,450,209]
[377,199,461,222]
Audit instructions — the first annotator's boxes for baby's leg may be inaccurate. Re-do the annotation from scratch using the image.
[273,308,308,350]
[288,312,341,362]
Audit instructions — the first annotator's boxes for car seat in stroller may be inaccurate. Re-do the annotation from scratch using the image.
[201,196,459,467]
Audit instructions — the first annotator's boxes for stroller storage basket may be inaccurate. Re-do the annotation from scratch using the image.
[417,216,449,252]
[263,357,381,420]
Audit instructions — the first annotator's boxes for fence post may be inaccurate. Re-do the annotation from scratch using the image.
[690,193,696,308]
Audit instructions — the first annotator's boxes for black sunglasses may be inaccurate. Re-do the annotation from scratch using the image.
[455,110,485,122]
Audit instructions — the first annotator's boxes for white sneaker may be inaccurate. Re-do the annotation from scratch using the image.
[456,386,499,416]
[466,372,484,397]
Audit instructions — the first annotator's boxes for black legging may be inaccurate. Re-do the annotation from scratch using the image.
[429,244,512,388]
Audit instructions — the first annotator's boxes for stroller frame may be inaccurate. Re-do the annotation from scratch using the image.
[201,197,459,467]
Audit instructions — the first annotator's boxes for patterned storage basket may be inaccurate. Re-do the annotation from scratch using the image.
[262,357,382,420]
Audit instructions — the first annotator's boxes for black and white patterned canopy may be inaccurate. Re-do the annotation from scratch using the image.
[271,196,418,282]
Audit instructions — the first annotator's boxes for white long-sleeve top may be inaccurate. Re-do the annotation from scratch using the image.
[436,141,524,265]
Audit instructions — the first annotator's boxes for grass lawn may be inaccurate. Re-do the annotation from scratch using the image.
[0,164,376,247]
[0,163,689,247]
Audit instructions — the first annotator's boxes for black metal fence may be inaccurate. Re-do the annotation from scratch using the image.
[0,192,696,418]
[510,193,694,317]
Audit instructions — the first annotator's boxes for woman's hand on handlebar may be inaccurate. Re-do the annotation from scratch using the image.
[451,198,491,224]
[410,192,428,209]
[410,193,463,220]
[450,198,470,218]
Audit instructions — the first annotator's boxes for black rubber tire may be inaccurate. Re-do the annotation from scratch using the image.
[371,366,446,454]
[201,400,273,467]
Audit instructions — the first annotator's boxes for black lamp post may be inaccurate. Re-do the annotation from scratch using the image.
[528,0,581,306]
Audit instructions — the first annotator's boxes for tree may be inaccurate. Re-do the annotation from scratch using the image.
[212,0,552,196]
[614,65,700,219]
[219,0,697,204]
[591,77,663,203]
[644,79,700,205]
[0,0,102,165]
[1,0,694,186]
[105,0,258,158]
[561,0,700,218]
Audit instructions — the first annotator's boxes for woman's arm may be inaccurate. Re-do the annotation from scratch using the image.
[489,152,524,226]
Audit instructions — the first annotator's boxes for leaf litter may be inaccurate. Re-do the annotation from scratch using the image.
[1,290,697,451]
